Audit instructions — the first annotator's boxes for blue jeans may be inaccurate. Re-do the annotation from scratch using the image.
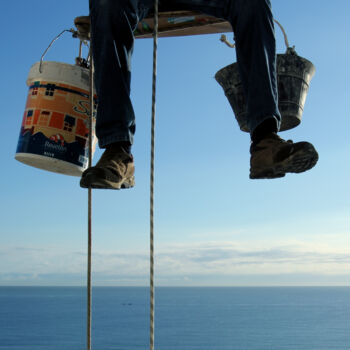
[90,0,281,147]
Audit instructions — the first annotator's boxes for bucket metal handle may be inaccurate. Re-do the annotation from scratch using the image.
[39,29,75,73]
[220,18,292,51]
[39,28,89,73]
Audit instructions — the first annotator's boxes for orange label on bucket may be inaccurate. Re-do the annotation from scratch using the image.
[17,80,97,169]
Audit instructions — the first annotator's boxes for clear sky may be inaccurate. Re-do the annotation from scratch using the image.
[1,0,349,286]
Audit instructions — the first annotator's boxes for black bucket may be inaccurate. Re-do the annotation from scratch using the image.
[215,48,316,132]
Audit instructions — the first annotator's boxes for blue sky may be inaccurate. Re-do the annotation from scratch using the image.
[1,0,349,286]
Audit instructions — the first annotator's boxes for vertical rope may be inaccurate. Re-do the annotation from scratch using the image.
[150,1,159,349]
[87,44,94,350]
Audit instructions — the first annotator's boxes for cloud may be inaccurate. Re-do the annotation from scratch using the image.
[2,239,350,286]
[152,241,350,277]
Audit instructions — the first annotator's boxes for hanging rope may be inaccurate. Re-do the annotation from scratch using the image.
[83,3,158,348]
[87,44,94,350]
[149,0,159,349]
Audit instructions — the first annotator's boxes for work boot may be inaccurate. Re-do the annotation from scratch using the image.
[250,132,318,179]
[80,145,135,189]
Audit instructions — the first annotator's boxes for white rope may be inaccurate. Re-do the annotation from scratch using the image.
[149,0,159,349]
[87,43,94,350]
[83,4,159,349]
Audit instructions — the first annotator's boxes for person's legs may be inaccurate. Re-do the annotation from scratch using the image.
[229,0,280,136]
[90,0,151,148]
[82,0,318,187]
[227,0,318,178]
[166,0,280,136]
[81,0,152,189]
[173,0,318,179]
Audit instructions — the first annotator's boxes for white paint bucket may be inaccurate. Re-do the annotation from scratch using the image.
[15,61,97,176]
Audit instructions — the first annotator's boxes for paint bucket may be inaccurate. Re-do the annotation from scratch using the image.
[215,48,316,132]
[15,61,97,176]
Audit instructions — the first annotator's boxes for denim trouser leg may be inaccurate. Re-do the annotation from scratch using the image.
[90,0,281,148]
[90,0,148,148]
[170,0,281,133]
[229,0,281,133]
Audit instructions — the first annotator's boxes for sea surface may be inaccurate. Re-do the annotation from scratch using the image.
[1,287,350,349]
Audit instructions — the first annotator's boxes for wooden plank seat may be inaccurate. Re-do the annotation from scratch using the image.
[74,11,231,41]
[134,11,232,38]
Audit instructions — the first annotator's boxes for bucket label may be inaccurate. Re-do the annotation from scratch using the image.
[16,80,97,168]
[167,16,195,25]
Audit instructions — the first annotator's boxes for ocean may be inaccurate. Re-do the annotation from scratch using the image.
[1,287,350,349]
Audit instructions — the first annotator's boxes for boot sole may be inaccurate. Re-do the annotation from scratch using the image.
[250,144,319,179]
[80,174,135,190]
